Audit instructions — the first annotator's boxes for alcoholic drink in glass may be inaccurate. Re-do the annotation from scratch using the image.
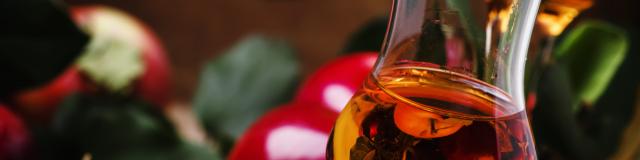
[326,0,541,159]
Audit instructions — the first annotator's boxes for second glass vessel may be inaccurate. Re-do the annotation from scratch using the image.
[327,0,541,159]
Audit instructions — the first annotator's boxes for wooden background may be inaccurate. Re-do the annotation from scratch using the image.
[66,0,392,101]
[64,0,637,102]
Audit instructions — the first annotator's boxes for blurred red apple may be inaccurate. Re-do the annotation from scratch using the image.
[294,52,377,113]
[12,5,171,122]
[0,104,30,160]
[70,5,172,107]
[229,102,337,160]
[12,68,85,122]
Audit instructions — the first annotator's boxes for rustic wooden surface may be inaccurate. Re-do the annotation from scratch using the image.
[66,0,391,101]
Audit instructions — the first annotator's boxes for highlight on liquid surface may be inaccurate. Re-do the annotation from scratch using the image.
[327,66,536,160]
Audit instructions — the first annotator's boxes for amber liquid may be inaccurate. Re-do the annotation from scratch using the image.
[327,66,536,160]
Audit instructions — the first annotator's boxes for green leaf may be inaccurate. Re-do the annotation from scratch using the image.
[532,24,636,159]
[0,0,89,96]
[342,16,388,54]
[42,93,221,159]
[77,37,144,93]
[51,93,181,158]
[531,64,605,159]
[554,20,629,108]
[192,35,300,154]
[583,34,640,158]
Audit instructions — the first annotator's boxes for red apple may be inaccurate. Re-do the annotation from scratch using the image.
[294,52,377,113]
[526,92,537,113]
[229,102,337,160]
[0,104,31,160]
[12,5,171,122]
[70,5,172,107]
[12,68,85,122]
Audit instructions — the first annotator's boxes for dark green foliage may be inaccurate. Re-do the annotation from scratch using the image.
[342,17,388,54]
[43,93,221,160]
[192,35,301,155]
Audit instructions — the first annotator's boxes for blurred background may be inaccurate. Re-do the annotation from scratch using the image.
[65,0,392,101]
[1,0,639,159]
[60,0,637,102]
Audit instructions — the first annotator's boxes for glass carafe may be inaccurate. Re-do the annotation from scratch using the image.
[327,0,541,159]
